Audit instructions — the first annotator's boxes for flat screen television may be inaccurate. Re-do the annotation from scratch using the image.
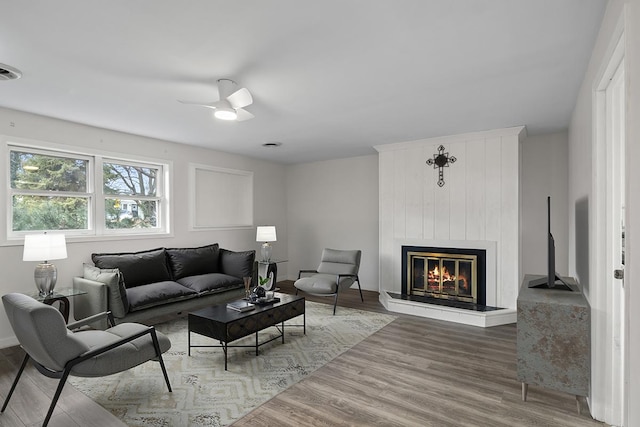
[528,196,573,291]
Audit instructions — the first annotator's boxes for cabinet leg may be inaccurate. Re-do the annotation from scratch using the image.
[521,383,528,401]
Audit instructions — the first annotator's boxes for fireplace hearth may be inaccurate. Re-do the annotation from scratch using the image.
[402,245,487,306]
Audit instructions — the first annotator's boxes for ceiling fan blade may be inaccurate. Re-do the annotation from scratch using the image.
[178,100,217,109]
[178,99,230,110]
[235,108,255,121]
[227,87,253,109]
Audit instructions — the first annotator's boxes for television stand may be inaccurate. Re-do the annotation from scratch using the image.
[517,275,590,413]
[527,273,573,291]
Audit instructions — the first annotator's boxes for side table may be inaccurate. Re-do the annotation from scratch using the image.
[26,287,87,323]
[254,259,288,291]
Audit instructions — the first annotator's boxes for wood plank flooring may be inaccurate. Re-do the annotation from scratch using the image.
[235,282,603,427]
[0,281,603,426]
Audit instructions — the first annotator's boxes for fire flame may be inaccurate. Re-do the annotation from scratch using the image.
[427,265,468,290]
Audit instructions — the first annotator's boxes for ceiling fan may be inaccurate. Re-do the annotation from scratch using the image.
[179,79,254,121]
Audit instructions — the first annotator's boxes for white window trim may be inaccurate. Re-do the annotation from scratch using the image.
[99,157,165,235]
[1,135,173,245]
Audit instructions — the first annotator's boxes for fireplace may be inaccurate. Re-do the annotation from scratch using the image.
[402,246,486,306]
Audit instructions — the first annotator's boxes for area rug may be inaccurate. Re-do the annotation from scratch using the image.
[69,301,396,426]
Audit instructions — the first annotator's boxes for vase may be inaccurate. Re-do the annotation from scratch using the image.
[243,277,252,300]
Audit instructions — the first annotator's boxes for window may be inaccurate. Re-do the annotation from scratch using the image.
[7,143,170,239]
[10,149,91,232]
[103,161,161,231]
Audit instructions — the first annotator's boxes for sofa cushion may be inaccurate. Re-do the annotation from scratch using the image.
[126,281,197,312]
[83,264,129,317]
[165,244,219,280]
[92,248,171,288]
[177,273,242,294]
[219,249,255,279]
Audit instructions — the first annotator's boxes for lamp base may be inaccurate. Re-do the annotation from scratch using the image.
[261,242,273,262]
[34,262,57,296]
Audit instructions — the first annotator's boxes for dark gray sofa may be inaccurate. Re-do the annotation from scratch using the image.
[73,244,254,326]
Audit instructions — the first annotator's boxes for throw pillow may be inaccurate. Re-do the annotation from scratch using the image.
[83,264,129,317]
[91,248,171,288]
[219,249,255,279]
[165,243,219,280]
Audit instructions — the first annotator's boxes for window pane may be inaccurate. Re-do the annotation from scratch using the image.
[10,151,87,191]
[105,198,158,229]
[103,163,158,196]
[12,195,89,231]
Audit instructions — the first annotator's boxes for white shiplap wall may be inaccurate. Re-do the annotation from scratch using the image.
[375,126,524,309]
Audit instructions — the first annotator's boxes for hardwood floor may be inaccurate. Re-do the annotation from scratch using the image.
[235,282,602,427]
[0,345,126,427]
[0,282,603,426]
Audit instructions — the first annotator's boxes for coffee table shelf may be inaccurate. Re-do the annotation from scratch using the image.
[188,293,305,370]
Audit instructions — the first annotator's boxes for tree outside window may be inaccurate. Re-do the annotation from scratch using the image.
[103,162,160,230]
[10,150,89,231]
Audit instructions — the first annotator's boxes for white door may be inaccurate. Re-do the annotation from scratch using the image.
[592,36,625,425]
[605,55,626,426]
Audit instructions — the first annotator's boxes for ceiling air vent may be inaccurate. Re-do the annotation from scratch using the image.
[0,64,22,81]
[262,142,282,148]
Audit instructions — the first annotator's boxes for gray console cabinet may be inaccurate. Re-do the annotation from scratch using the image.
[516,275,590,411]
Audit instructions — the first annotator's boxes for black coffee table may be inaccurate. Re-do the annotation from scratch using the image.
[188,293,305,370]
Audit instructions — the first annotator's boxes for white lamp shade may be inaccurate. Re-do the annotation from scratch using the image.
[23,233,68,262]
[256,226,277,242]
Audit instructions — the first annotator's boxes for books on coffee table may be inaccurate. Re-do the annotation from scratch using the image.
[227,300,255,312]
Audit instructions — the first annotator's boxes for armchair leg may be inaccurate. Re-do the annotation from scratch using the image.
[151,328,172,392]
[43,368,71,427]
[333,293,338,315]
[356,275,363,302]
[158,354,172,392]
[1,353,29,412]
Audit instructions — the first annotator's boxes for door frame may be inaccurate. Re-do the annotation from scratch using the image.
[591,32,626,425]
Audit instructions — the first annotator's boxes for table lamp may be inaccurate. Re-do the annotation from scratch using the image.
[256,226,276,262]
[23,232,67,296]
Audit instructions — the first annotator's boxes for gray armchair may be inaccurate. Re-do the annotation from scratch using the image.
[1,293,172,427]
[294,248,363,314]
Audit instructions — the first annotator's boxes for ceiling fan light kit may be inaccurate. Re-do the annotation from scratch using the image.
[214,106,238,121]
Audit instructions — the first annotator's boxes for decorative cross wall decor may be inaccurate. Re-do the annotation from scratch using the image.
[426,145,456,187]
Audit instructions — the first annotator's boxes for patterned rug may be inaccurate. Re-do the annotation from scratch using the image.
[69,301,396,426]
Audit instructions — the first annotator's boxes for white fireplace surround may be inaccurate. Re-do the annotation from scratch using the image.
[379,238,517,327]
[375,127,524,327]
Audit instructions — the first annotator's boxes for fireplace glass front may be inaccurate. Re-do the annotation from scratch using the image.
[402,246,486,305]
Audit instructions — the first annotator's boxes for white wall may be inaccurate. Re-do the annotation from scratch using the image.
[520,131,569,277]
[0,107,287,347]
[285,154,379,291]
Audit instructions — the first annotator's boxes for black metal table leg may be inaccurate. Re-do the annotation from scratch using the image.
[255,332,259,355]
[224,342,228,371]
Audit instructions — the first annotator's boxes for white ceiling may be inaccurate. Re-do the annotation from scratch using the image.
[0,1,607,164]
